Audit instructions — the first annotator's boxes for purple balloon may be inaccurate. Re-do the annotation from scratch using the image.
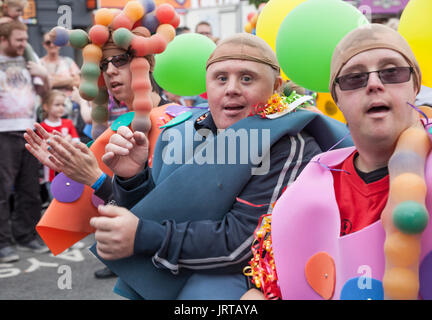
[52,26,69,47]
[141,13,159,34]
[51,173,84,203]
[141,0,156,13]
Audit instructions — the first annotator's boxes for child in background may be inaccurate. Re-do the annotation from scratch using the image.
[40,90,80,183]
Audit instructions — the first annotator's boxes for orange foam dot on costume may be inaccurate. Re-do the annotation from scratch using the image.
[305,252,336,300]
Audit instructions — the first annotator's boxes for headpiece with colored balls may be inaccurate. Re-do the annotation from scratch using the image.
[49,0,179,134]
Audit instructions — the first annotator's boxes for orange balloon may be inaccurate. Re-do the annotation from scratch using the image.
[390,173,426,203]
[384,232,421,267]
[382,268,419,300]
[396,127,431,157]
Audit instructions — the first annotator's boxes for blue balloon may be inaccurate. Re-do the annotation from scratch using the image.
[141,12,159,34]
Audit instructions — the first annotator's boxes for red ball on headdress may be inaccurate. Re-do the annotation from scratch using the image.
[112,13,134,30]
[89,25,109,46]
[155,3,175,24]
[131,35,150,56]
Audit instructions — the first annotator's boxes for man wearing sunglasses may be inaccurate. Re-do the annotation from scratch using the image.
[243,24,429,300]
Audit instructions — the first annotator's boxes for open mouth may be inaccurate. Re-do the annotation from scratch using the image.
[224,105,245,111]
[367,105,390,114]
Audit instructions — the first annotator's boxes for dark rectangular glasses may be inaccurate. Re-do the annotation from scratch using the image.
[100,53,132,72]
[335,66,413,91]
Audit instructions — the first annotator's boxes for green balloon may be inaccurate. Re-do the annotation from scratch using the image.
[275,0,369,92]
[91,105,109,123]
[153,33,216,96]
[81,62,100,81]
[393,201,429,234]
[69,29,89,49]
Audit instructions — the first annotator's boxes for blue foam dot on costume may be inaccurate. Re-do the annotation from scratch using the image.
[420,251,432,299]
[340,277,384,300]
[110,112,135,131]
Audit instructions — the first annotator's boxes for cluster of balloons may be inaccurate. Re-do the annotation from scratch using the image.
[50,0,179,134]
[244,3,266,35]
[256,0,431,95]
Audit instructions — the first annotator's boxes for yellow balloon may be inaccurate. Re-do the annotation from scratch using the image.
[398,0,432,87]
[315,92,346,124]
[256,0,306,52]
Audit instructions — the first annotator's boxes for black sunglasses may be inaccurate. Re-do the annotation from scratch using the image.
[335,66,413,91]
[99,53,132,72]
[44,40,54,46]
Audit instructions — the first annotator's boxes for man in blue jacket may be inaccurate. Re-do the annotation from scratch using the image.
[89,33,351,299]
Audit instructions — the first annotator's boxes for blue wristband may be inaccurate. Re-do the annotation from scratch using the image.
[91,173,107,191]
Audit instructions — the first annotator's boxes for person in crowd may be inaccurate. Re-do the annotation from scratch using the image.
[242,23,429,300]
[0,20,50,262]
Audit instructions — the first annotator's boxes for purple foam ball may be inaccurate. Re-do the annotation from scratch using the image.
[141,12,159,34]
[51,173,84,203]
[52,26,69,47]
[141,0,156,13]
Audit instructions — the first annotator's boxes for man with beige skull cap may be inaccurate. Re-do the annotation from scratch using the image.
[244,24,432,300]
[88,33,350,300]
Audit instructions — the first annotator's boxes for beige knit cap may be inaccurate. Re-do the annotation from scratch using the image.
[206,33,280,72]
[330,24,421,101]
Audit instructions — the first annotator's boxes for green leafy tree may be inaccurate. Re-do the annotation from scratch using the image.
[248,0,269,8]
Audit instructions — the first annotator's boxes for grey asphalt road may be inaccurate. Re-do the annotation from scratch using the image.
[0,234,125,300]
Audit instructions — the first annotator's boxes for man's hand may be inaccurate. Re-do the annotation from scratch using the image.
[102,126,149,179]
[90,205,139,260]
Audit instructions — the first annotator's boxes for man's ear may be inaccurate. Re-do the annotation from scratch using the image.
[273,75,283,93]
